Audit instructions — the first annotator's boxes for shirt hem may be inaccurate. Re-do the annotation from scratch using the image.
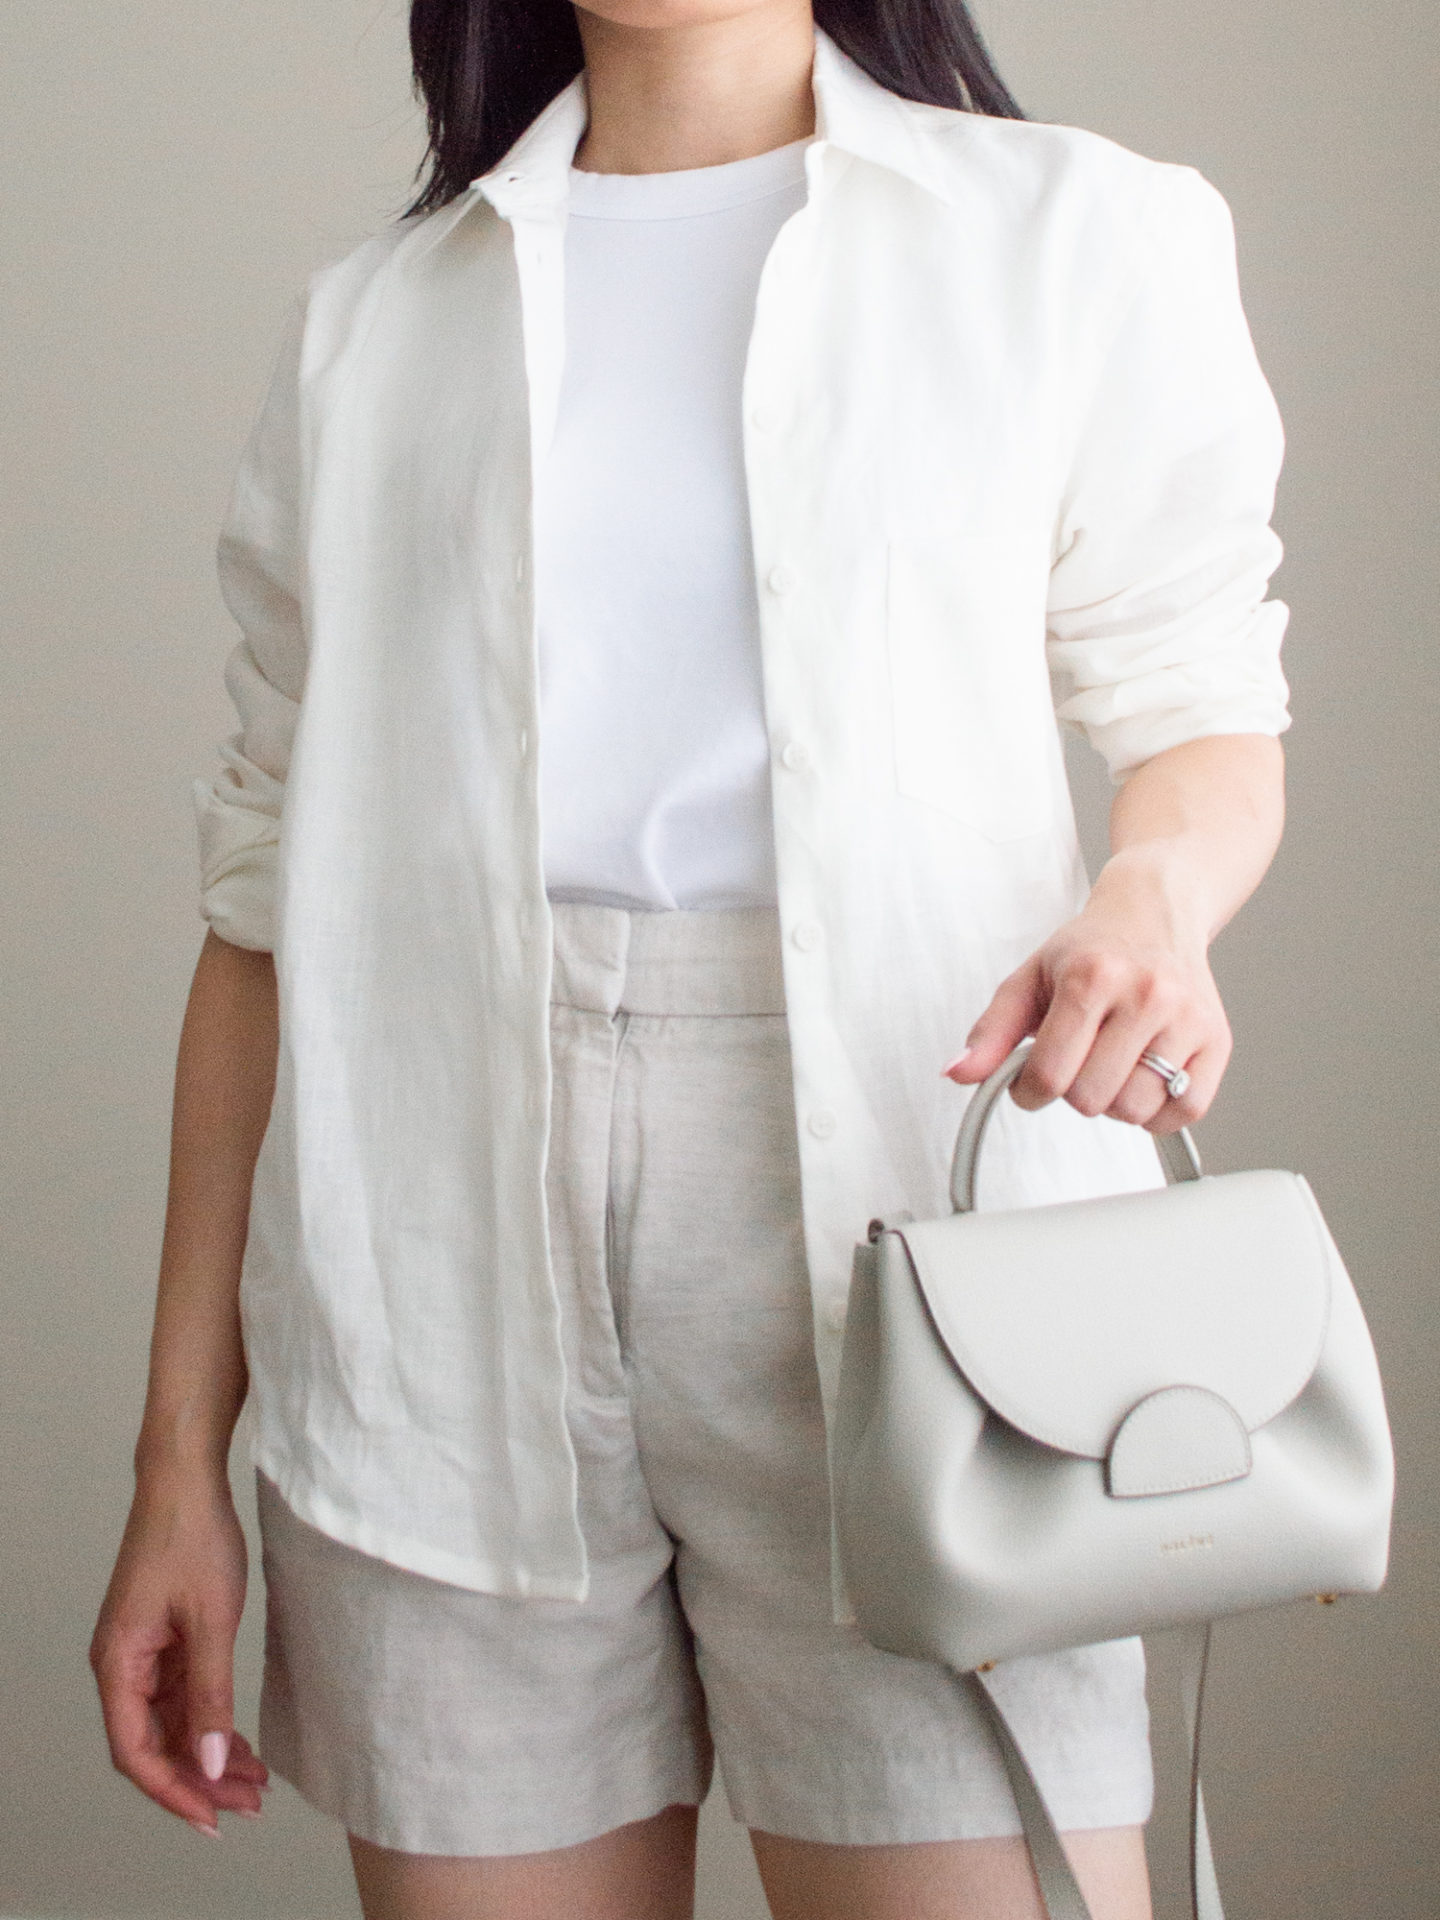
[250,1440,591,1602]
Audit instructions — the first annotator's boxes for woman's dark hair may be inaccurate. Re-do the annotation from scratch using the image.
[406,0,1024,216]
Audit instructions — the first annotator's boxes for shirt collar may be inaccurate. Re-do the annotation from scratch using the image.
[464,23,963,221]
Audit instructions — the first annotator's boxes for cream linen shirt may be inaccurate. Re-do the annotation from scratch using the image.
[193,25,1291,1606]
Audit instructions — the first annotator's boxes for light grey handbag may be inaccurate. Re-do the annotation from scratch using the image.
[833,1036,1394,1920]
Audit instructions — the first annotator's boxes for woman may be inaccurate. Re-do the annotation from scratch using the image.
[90,0,1290,1915]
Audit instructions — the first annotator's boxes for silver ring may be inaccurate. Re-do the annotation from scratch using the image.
[1139,1050,1191,1100]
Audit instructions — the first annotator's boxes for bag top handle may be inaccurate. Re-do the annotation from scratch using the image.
[948,1036,1204,1214]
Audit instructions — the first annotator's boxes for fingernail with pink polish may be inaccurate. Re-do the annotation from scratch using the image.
[198,1731,230,1783]
[188,1817,220,1839]
[234,1807,263,1820]
[941,1049,972,1077]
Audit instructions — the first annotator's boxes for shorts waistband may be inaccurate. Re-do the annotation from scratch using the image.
[548,902,787,1018]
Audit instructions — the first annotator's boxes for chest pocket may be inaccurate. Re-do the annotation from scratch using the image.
[884,532,1058,843]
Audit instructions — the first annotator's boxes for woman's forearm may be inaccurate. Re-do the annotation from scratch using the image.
[948,732,1286,1128]
[133,929,279,1488]
[1093,733,1286,945]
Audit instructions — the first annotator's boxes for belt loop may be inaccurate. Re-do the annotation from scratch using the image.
[618,907,787,1018]
[548,903,631,1016]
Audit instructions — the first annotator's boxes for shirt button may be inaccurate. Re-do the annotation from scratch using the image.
[518,726,529,757]
[791,920,821,952]
[824,1295,847,1334]
[807,1108,837,1140]
[750,404,777,433]
[780,740,812,773]
[767,563,797,595]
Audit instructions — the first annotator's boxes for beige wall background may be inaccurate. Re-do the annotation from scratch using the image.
[2,2,1434,1915]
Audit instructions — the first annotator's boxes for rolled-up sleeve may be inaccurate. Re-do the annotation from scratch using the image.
[192,294,308,951]
[1045,161,1291,782]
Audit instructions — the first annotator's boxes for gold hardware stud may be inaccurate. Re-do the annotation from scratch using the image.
[1315,1592,1339,1605]
[976,1660,996,1672]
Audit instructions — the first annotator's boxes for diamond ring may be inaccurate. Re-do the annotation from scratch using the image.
[1139,1049,1191,1100]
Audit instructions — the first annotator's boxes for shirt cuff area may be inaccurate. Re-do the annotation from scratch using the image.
[1054,601,1292,784]
[192,774,279,953]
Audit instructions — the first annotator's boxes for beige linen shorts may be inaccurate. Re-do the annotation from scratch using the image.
[255,901,1153,1856]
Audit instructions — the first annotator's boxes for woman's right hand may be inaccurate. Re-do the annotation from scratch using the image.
[89,1470,269,1835]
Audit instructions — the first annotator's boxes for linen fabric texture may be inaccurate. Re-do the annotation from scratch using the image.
[193,25,1292,1608]
[254,902,1154,1855]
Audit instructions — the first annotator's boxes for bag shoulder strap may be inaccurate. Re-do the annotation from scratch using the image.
[963,1624,1222,1920]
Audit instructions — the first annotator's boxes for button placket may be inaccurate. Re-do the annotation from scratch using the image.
[748,231,844,1325]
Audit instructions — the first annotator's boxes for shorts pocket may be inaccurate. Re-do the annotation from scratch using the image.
[546,1005,632,1409]
[884,531,1058,842]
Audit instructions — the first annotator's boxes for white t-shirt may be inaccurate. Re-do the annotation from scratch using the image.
[534,136,812,910]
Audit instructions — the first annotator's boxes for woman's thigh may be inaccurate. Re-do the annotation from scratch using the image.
[342,1810,1151,1920]
[346,1802,700,1920]
[749,1823,1152,1920]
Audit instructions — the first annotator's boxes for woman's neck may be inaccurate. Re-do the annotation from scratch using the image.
[570,1,817,175]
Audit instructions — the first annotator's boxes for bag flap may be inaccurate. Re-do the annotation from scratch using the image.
[894,1169,1334,1459]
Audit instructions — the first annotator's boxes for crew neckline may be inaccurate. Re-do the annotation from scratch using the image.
[566,135,812,220]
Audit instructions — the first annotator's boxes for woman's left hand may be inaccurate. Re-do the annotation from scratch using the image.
[940,735,1287,1133]
[942,852,1226,1132]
